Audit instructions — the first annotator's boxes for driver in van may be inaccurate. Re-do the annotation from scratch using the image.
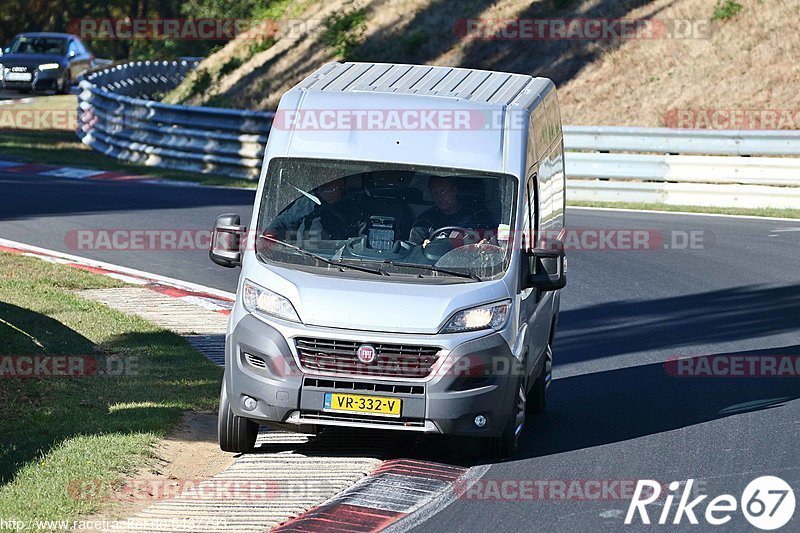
[409,176,495,245]
[265,178,363,242]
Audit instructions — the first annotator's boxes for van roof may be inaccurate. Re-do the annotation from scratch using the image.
[292,62,552,109]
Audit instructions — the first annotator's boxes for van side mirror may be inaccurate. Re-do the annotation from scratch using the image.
[210,214,246,268]
[522,245,566,292]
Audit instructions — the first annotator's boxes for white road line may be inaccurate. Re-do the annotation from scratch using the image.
[569,205,800,222]
[40,167,108,179]
[0,237,235,300]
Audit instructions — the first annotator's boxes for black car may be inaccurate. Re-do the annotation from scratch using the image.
[0,32,94,94]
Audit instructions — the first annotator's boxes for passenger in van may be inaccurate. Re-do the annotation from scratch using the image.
[409,176,496,244]
[265,178,363,242]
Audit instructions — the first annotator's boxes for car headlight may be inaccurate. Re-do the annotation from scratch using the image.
[441,300,511,333]
[242,279,300,323]
[38,63,60,71]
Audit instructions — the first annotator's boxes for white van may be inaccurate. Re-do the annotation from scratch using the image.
[210,62,566,457]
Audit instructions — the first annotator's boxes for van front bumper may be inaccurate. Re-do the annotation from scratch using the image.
[225,314,519,438]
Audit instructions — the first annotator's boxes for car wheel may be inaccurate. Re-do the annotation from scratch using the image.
[527,344,552,414]
[485,376,526,458]
[217,381,258,453]
[56,70,70,95]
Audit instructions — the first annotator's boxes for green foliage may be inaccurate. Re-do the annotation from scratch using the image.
[322,6,368,59]
[252,0,293,20]
[248,35,277,57]
[712,0,744,21]
[403,30,429,56]
[218,56,244,79]
[189,68,213,97]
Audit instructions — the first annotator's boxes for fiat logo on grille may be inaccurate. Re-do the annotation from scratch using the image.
[356,344,377,364]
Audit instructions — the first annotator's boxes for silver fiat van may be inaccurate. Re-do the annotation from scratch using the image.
[210,62,566,457]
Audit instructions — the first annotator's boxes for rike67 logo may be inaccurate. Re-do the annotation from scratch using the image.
[626,476,795,530]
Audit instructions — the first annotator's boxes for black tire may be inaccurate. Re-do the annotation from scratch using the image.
[56,70,70,95]
[527,344,552,414]
[218,381,258,453]
[484,377,526,459]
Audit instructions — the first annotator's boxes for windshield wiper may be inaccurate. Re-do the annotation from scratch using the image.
[257,235,387,276]
[381,261,482,282]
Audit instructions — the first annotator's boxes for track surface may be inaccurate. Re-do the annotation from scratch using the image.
[2,170,799,532]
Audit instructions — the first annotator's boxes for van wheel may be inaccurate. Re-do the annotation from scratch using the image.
[485,377,526,458]
[218,381,258,453]
[528,344,552,414]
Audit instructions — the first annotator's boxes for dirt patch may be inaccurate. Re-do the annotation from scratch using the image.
[73,412,235,529]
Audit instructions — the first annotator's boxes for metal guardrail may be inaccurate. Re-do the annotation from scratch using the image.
[78,61,800,207]
[564,126,800,208]
[77,60,274,179]
[563,125,800,156]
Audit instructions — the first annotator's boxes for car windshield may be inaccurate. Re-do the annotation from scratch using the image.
[10,37,67,55]
[255,158,517,282]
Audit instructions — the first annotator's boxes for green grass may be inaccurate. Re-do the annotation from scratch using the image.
[218,57,244,80]
[0,253,223,527]
[253,0,294,20]
[322,6,368,59]
[248,35,277,57]
[188,68,213,98]
[712,0,744,21]
[568,200,800,219]
[0,129,256,188]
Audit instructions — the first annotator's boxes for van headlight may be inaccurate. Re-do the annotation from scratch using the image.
[38,63,61,71]
[242,279,300,323]
[441,300,511,333]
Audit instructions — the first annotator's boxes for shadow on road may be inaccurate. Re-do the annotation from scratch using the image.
[0,162,255,222]
[557,283,800,361]
[517,344,800,459]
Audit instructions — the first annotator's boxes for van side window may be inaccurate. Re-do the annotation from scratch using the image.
[522,171,537,251]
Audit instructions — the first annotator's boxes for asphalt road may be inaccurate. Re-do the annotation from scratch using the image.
[0,169,251,291]
[1,169,799,532]
[0,87,78,100]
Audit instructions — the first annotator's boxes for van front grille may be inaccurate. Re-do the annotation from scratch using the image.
[303,377,424,395]
[295,337,440,378]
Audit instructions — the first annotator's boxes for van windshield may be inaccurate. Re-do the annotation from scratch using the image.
[255,158,517,282]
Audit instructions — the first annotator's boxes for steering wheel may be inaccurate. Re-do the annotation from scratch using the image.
[429,226,475,241]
